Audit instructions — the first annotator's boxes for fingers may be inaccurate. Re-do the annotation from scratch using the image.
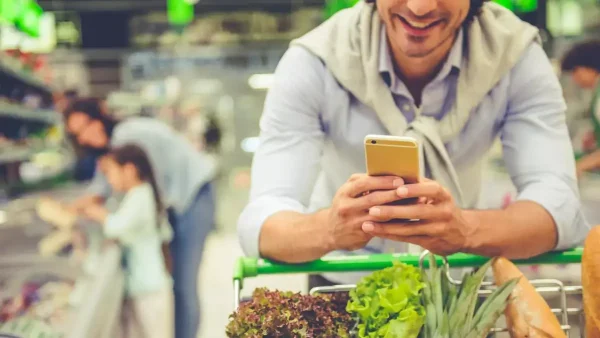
[396,181,451,202]
[353,189,404,210]
[368,202,453,222]
[344,174,403,197]
[362,220,446,238]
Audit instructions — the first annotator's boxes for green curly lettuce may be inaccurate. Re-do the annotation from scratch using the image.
[347,262,426,338]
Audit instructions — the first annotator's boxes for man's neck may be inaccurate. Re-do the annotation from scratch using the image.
[389,35,457,105]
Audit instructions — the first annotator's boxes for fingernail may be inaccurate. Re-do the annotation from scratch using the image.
[362,222,375,232]
[397,187,408,197]
[369,208,380,216]
[393,178,404,188]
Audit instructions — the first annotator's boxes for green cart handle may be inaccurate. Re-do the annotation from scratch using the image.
[233,248,583,285]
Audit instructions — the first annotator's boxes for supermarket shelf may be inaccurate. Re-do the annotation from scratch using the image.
[0,57,52,93]
[0,144,65,164]
[0,103,59,124]
[0,145,36,164]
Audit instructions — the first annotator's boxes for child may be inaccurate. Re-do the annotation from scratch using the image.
[82,144,173,338]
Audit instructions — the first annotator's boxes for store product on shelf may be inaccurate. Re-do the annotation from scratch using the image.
[0,316,62,338]
[0,279,73,323]
[35,198,76,232]
[38,231,73,258]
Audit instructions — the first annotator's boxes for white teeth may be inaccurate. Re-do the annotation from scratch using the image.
[405,19,433,29]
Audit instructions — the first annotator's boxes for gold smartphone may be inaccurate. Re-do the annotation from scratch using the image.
[364,134,420,206]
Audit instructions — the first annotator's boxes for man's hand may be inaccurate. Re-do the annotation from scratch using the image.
[361,179,475,256]
[326,174,405,252]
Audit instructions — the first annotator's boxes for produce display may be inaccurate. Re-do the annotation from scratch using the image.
[583,226,600,337]
[0,278,74,337]
[346,263,425,337]
[226,288,353,337]
[492,257,566,338]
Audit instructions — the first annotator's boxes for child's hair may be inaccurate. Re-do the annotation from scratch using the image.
[108,144,163,225]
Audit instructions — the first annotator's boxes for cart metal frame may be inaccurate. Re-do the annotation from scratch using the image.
[233,248,585,337]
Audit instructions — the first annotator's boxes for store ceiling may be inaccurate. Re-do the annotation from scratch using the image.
[39,0,325,12]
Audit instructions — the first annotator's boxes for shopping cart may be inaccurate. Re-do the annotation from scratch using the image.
[233,248,585,337]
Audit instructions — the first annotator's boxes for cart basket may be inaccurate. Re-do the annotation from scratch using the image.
[232,248,585,337]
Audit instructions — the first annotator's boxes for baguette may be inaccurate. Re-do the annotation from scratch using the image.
[36,197,77,231]
[583,226,600,338]
[38,230,72,257]
[492,257,566,338]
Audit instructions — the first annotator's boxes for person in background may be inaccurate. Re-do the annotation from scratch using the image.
[64,98,104,182]
[82,144,173,338]
[63,98,216,338]
[237,0,589,288]
[561,40,600,177]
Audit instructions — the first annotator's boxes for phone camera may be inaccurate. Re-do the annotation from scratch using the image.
[371,140,377,144]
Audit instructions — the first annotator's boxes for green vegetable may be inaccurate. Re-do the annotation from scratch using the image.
[420,256,519,338]
[347,262,426,338]
[225,288,353,337]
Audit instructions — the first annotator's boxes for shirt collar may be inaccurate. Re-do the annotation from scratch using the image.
[379,26,464,87]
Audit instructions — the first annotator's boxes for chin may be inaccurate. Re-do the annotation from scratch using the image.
[399,44,438,58]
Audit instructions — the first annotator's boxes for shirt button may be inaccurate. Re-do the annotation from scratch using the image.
[403,104,411,111]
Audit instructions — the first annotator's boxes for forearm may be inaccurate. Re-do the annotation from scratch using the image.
[70,195,105,212]
[463,201,557,259]
[577,150,600,172]
[259,210,334,263]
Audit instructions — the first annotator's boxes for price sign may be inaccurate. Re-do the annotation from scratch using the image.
[0,0,43,37]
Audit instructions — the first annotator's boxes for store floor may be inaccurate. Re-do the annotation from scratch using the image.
[197,230,306,338]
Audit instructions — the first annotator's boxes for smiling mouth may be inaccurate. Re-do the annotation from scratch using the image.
[396,15,443,32]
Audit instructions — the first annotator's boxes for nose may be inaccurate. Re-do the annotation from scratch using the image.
[406,0,438,16]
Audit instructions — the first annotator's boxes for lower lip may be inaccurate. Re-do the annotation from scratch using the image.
[397,16,441,37]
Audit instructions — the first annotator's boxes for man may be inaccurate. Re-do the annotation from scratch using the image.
[561,40,600,177]
[238,0,589,287]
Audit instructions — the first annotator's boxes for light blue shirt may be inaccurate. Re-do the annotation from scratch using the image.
[238,28,590,261]
[88,117,216,214]
[104,183,173,297]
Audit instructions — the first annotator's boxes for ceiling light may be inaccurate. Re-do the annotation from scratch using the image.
[248,74,274,90]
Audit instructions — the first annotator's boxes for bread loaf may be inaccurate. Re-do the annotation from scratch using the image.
[492,257,566,338]
[38,230,72,257]
[583,226,600,338]
[36,198,77,231]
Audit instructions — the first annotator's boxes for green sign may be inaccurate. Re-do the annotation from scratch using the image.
[324,0,359,19]
[15,0,43,37]
[493,0,538,12]
[0,0,43,37]
[167,0,194,26]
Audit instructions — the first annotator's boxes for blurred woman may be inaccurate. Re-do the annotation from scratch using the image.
[83,144,173,338]
[64,98,216,338]
[561,40,600,177]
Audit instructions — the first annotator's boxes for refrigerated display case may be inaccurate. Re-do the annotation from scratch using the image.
[0,184,124,338]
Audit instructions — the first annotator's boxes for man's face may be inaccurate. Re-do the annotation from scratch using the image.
[377,0,470,58]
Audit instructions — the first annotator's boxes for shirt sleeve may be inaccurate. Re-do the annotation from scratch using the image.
[237,46,327,257]
[502,42,591,250]
[104,187,150,239]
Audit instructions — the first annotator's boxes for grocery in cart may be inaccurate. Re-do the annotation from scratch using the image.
[228,249,586,337]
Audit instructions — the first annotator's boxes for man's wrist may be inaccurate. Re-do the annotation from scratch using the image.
[314,208,337,254]
[460,209,482,254]
[460,209,504,257]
